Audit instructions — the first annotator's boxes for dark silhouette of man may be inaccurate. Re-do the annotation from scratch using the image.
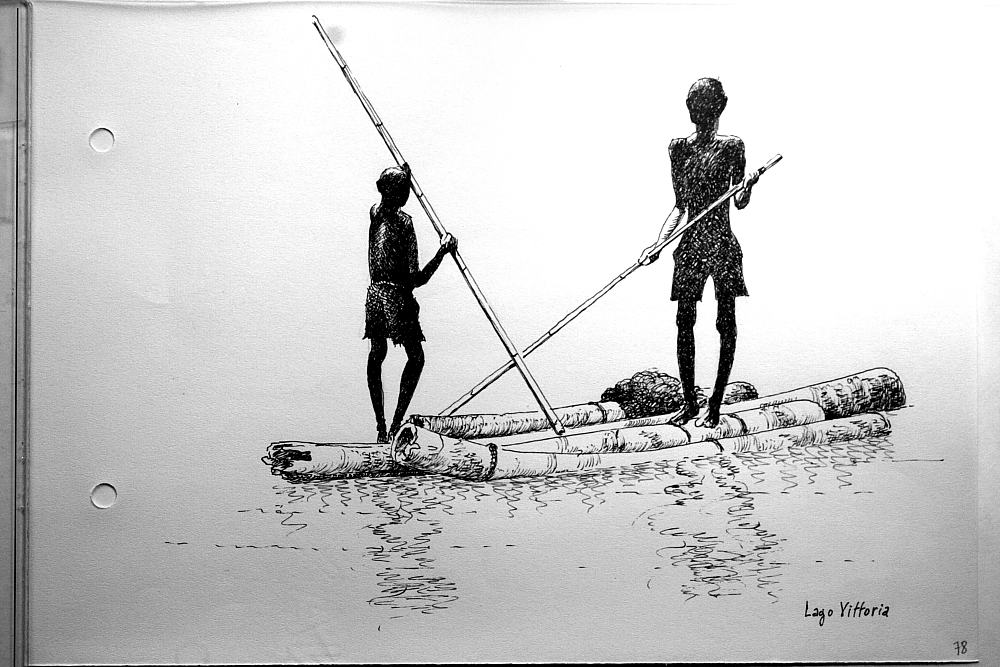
[640,78,760,428]
[365,163,457,442]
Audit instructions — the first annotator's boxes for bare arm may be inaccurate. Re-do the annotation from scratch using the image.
[638,206,685,265]
[732,139,758,210]
[640,139,689,266]
[734,169,760,210]
[411,233,458,288]
[399,161,454,289]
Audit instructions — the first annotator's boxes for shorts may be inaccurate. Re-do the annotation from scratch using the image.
[364,282,425,346]
[671,243,748,302]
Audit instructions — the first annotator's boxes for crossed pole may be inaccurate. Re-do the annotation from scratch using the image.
[442,154,783,415]
[312,16,566,435]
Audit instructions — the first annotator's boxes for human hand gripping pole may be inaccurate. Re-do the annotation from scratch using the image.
[441,154,782,416]
[640,154,781,266]
[312,16,566,435]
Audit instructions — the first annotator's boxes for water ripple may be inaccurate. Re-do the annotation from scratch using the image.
[261,436,899,616]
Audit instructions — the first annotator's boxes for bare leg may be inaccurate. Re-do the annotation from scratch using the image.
[367,338,389,443]
[389,338,425,436]
[674,299,700,424]
[701,296,737,428]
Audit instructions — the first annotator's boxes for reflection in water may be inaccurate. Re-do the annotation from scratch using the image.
[633,455,784,601]
[267,437,896,617]
[363,479,458,614]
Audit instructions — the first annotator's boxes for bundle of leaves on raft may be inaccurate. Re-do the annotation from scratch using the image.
[600,368,758,419]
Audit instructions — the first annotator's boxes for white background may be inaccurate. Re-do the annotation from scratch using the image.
[21,0,998,663]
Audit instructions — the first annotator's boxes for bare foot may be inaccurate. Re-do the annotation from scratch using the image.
[670,402,701,426]
[388,420,402,442]
[695,406,721,429]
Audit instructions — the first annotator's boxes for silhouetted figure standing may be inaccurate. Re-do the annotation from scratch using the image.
[365,164,457,443]
[640,78,760,428]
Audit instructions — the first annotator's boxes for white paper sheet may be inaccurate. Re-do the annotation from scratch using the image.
[19,0,996,663]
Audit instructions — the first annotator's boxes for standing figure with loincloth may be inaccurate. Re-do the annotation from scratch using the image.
[365,163,457,443]
[639,78,761,428]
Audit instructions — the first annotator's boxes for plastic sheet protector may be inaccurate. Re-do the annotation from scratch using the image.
[2,0,998,664]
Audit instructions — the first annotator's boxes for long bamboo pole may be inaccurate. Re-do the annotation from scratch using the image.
[312,16,565,434]
[442,154,783,416]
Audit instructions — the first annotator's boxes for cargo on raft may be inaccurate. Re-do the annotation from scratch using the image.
[263,367,906,483]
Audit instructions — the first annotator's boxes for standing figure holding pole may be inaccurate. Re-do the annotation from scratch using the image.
[365,163,457,443]
[313,16,566,436]
[639,78,761,428]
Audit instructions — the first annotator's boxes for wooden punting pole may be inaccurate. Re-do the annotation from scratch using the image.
[442,154,783,416]
[312,16,565,435]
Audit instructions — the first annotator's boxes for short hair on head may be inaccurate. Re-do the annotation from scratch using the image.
[686,78,728,124]
[376,166,410,198]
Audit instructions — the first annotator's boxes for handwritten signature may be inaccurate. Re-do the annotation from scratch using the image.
[804,600,890,627]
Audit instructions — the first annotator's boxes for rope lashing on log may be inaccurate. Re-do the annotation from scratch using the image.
[311,16,565,436]
[393,412,892,482]
[441,155,783,416]
[393,426,500,482]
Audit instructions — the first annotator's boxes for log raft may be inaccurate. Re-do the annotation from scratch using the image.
[411,381,755,441]
[503,400,825,454]
[412,368,905,442]
[263,382,758,482]
[264,368,905,483]
[393,413,891,482]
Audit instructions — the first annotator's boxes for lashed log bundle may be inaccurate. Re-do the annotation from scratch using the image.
[409,401,625,441]
[410,382,754,440]
[263,368,905,483]
[263,441,414,482]
[393,413,891,481]
[725,367,906,418]
[392,426,497,481]
[270,401,825,483]
[414,369,904,442]
[504,400,825,454]
[722,412,891,453]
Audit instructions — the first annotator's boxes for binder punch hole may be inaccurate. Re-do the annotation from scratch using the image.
[90,483,118,509]
[88,127,115,153]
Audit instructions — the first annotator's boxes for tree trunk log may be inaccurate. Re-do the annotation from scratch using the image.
[393,412,891,481]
